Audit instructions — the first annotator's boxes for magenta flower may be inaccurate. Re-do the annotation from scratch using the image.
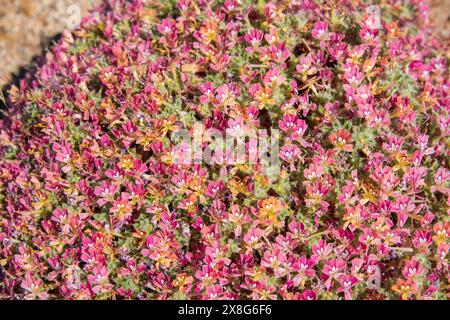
[311,21,330,41]
[337,275,358,300]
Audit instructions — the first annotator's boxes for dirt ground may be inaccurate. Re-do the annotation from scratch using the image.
[429,0,450,37]
[0,0,100,88]
[0,0,448,90]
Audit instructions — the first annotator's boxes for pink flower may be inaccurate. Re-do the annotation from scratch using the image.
[402,257,425,279]
[244,228,264,249]
[323,258,346,288]
[205,180,224,198]
[20,272,49,300]
[292,256,316,286]
[263,67,285,87]
[337,275,358,300]
[94,180,118,206]
[158,18,177,35]
[53,141,73,172]
[301,290,317,300]
[280,143,300,165]
[87,265,112,294]
[311,240,333,261]
[431,167,449,193]
[311,21,330,41]
[244,28,264,47]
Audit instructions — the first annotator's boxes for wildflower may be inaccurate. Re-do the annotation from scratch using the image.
[431,168,449,194]
[94,181,118,206]
[0,0,448,301]
[311,21,330,41]
[257,197,285,228]
[244,228,265,251]
[402,257,425,279]
[392,279,418,300]
[280,143,300,168]
[87,265,113,294]
[323,258,346,288]
[337,275,358,300]
[432,222,449,245]
[20,273,49,300]
[329,129,353,152]
[172,273,194,293]
[292,256,316,287]
[244,28,264,51]
[311,240,333,261]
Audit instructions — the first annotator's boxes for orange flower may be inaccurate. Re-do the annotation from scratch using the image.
[433,222,449,245]
[199,21,218,44]
[254,87,275,109]
[391,279,418,300]
[258,197,285,227]
[172,273,194,293]
[329,128,353,152]
[118,155,135,171]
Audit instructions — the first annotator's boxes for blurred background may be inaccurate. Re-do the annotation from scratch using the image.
[0,0,448,91]
[0,0,100,88]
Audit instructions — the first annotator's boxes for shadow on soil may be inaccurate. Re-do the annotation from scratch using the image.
[0,33,62,116]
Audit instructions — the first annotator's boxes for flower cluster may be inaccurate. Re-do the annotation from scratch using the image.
[0,0,449,300]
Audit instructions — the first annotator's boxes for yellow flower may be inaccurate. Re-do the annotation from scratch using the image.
[172,273,194,292]
[258,197,284,227]
[118,155,135,171]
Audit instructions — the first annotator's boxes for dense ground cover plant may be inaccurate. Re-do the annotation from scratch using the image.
[0,0,449,300]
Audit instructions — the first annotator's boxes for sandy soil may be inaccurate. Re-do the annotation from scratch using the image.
[429,0,450,38]
[0,0,100,87]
